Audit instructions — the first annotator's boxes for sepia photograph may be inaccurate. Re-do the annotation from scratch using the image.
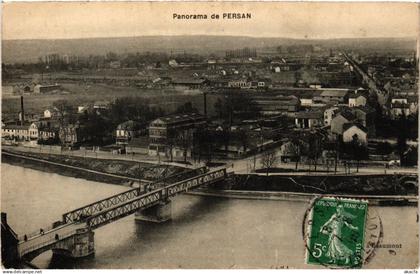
[1,1,419,270]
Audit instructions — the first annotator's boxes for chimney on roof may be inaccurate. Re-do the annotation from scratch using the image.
[20,96,24,126]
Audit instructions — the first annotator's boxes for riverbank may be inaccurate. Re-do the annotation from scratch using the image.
[189,189,418,206]
[227,173,418,196]
[2,149,418,204]
[1,150,194,187]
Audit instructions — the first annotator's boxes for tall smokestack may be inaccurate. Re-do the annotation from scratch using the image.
[203,92,207,118]
[20,96,24,125]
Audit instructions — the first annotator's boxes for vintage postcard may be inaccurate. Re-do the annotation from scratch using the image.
[1,1,419,270]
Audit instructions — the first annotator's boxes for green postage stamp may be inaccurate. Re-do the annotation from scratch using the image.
[306,197,368,268]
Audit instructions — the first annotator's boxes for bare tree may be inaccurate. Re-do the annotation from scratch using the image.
[260,150,278,176]
[291,139,303,171]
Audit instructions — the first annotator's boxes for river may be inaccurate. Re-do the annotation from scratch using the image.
[1,163,418,269]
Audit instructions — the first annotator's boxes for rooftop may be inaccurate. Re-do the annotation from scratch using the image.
[172,79,206,85]
[152,113,205,125]
[354,105,376,114]
[320,88,350,98]
[117,120,145,130]
[338,111,357,121]
[295,111,323,119]
[343,122,368,133]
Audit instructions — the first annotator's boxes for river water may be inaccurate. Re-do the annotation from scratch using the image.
[1,163,418,269]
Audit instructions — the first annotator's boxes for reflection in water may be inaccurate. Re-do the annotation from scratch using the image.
[1,163,418,269]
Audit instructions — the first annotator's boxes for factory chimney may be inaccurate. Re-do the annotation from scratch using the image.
[20,96,24,126]
[203,92,207,118]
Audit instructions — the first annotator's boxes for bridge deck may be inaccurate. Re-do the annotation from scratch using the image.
[18,223,87,257]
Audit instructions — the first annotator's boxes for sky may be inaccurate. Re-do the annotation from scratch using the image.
[2,2,419,40]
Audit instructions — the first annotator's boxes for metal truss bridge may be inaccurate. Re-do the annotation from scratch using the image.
[12,168,227,262]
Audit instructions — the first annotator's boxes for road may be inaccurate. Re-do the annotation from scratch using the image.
[3,150,152,183]
[225,149,417,175]
[3,144,204,169]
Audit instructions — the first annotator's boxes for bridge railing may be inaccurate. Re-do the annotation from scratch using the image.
[62,166,209,224]
[62,187,143,223]
[19,230,77,257]
[166,168,226,197]
[18,224,55,241]
[86,168,227,229]
[86,189,163,229]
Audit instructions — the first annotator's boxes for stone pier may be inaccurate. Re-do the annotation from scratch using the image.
[51,228,95,259]
[135,200,172,223]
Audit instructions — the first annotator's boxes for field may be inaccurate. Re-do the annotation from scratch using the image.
[2,81,222,119]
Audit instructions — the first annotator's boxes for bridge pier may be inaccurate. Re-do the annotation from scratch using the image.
[135,200,172,223]
[52,228,95,259]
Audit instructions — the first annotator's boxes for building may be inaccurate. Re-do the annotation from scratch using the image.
[330,111,356,135]
[407,95,418,114]
[295,111,324,129]
[125,137,149,154]
[252,95,300,116]
[342,123,368,144]
[171,78,207,89]
[299,94,314,107]
[316,88,350,104]
[116,120,146,145]
[33,84,61,94]
[93,101,110,110]
[279,141,301,162]
[148,113,206,158]
[38,126,59,142]
[323,107,339,126]
[250,79,272,90]
[225,47,257,58]
[78,104,91,114]
[228,79,251,89]
[348,90,368,107]
[351,106,376,136]
[43,109,59,118]
[28,122,39,140]
[390,101,410,118]
[59,124,87,146]
[2,123,31,141]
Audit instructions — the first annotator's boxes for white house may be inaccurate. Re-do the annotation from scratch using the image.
[44,109,53,118]
[299,95,314,107]
[28,122,39,140]
[342,123,368,144]
[348,93,367,107]
[2,124,31,141]
[324,107,339,126]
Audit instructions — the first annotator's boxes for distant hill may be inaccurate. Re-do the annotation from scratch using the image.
[2,35,416,64]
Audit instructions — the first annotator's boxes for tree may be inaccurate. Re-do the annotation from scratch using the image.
[291,139,303,171]
[175,102,198,114]
[194,128,215,164]
[213,93,261,123]
[349,134,368,172]
[52,99,76,146]
[260,150,278,176]
[236,128,249,153]
[396,114,408,162]
[53,99,75,123]
[79,111,111,146]
[214,97,227,119]
[175,130,192,163]
[307,133,323,171]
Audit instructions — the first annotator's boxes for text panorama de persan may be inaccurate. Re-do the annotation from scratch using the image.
[173,13,252,20]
